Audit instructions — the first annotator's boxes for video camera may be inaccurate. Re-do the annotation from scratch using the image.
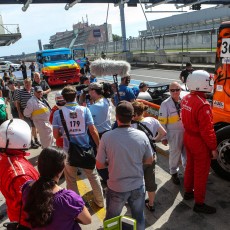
[76,82,114,99]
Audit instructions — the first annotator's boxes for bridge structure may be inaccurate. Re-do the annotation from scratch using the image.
[0,1,229,50]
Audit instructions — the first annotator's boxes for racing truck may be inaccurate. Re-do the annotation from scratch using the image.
[137,21,230,181]
[36,48,80,86]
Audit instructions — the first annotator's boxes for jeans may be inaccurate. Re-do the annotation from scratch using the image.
[105,185,145,230]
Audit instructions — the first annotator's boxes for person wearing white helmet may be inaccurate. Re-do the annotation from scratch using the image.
[0,119,39,229]
[181,70,218,214]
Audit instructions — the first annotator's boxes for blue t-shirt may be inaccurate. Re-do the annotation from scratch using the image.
[114,84,136,106]
[52,102,94,152]
[89,97,112,133]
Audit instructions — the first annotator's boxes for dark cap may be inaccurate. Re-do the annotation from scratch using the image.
[139,82,148,89]
[80,76,89,84]
[116,100,134,117]
[34,86,43,92]
[186,62,192,67]
[85,82,102,91]
[8,80,15,85]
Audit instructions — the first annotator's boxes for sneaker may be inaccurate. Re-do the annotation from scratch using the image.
[184,192,194,200]
[30,141,39,149]
[77,168,82,176]
[193,203,216,214]
[145,200,155,212]
[171,173,180,185]
[34,139,41,146]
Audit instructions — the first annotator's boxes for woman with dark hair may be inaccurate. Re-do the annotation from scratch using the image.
[132,101,166,212]
[23,147,91,229]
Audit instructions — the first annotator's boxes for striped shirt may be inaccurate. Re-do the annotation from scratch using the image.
[15,88,34,111]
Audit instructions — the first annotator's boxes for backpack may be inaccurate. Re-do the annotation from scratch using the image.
[0,98,7,121]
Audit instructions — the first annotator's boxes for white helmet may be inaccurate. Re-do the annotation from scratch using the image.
[0,119,31,150]
[55,91,66,107]
[187,70,214,93]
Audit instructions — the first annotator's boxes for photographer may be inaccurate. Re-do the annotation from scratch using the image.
[77,76,90,106]
[85,82,112,184]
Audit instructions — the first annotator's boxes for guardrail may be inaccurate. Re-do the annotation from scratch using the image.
[0,24,20,35]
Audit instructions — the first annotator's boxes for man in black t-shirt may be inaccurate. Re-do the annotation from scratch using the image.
[20,61,27,80]
[179,62,194,84]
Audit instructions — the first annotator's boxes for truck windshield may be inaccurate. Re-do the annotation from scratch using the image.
[42,54,72,62]
[73,50,85,59]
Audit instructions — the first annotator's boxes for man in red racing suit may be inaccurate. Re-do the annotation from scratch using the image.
[0,150,39,228]
[181,90,218,214]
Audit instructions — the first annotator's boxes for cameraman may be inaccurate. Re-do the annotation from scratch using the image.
[76,76,90,106]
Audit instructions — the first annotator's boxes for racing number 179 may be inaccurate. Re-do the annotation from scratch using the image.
[70,121,80,127]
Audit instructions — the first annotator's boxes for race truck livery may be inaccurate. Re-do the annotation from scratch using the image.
[36,48,80,86]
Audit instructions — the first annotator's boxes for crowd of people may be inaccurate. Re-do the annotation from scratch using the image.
[0,61,219,229]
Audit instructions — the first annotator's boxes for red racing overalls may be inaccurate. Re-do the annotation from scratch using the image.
[0,150,39,227]
[181,91,217,204]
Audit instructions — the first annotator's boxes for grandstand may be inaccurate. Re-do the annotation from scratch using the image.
[140,6,230,37]
[48,22,112,50]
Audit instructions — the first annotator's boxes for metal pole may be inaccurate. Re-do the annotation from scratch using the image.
[139,0,159,50]
[119,3,127,52]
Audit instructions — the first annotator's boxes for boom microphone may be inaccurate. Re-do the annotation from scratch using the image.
[90,58,131,77]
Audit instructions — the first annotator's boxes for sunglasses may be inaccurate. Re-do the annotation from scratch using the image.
[170,89,180,92]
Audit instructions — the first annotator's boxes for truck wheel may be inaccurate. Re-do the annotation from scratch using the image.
[211,126,230,181]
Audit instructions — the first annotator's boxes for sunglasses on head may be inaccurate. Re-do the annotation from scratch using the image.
[170,88,180,92]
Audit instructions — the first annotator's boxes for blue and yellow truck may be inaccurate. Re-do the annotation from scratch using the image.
[36,48,80,86]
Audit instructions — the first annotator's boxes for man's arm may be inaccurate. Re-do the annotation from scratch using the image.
[88,124,100,147]
[23,99,33,118]
[53,127,62,139]
[143,156,154,165]
[96,160,107,169]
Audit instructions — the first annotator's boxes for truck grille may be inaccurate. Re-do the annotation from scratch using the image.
[54,68,77,77]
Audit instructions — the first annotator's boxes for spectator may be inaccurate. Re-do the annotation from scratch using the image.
[15,78,40,149]
[29,62,36,80]
[181,70,218,214]
[132,101,166,212]
[49,91,66,148]
[0,119,39,229]
[23,147,91,229]
[112,75,136,106]
[0,96,7,125]
[89,74,97,83]
[179,62,194,84]
[7,80,19,118]
[158,82,186,185]
[87,82,112,184]
[139,82,149,93]
[24,86,53,148]
[20,61,27,80]
[96,101,154,230]
[32,72,51,100]
[52,85,104,208]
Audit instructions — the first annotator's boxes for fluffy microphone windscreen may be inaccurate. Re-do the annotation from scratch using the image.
[90,58,131,77]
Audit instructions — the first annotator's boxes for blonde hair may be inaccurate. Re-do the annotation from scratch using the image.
[132,101,148,116]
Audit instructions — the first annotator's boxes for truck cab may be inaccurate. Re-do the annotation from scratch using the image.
[36,48,80,86]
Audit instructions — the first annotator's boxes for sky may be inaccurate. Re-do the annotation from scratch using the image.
[0,2,214,57]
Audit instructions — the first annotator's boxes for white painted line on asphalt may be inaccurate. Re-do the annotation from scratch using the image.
[131,73,178,81]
